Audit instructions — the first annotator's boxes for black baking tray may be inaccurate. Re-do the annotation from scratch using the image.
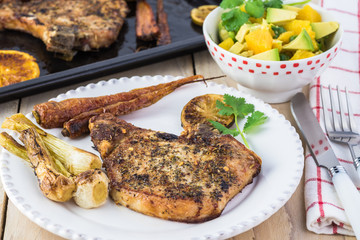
[0,0,220,102]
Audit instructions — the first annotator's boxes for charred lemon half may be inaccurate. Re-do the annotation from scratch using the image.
[191,5,217,26]
[181,94,234,128]
[0,50,40,87]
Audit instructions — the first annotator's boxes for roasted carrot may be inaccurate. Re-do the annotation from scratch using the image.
[33,75,204,129]
[61,75,206,138]
[136,0,160,41]
[156,0,171,46]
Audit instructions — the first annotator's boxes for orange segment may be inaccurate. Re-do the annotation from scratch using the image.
[290,50,316,60]
[0,50,40,87]
[245,27,273,54]
[277,31,295,44]
[296,5,322,22]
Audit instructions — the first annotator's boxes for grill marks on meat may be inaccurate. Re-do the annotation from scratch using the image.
[89,113,262,223]
[0,0,129,60]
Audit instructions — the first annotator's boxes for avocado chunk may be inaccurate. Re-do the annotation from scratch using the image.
[311,21,339,39]
[229,42,245,54]
[266,8,297,24]
[282,29,314,51]
[218,21,235,42]
[235,24,251,43]
[250,48,280,61]
[281,5,301,12]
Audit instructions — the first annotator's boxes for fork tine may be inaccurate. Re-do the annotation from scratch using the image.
[337,85,350,132]
[345,87,358,133]
[321,85,360,176]
[328,85,341,132]
[320,85,333,134]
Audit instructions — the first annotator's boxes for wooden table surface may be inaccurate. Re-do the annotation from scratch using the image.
[0,50,356,240]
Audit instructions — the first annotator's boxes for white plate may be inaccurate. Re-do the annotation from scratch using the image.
[0,75,304,240]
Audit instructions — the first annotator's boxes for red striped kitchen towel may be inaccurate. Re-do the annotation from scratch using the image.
[306,0,360,236]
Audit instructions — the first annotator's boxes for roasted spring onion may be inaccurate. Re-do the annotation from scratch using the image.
[0,132,28,161]
[20,128,76,202]
[0,114,109,208]
[1,113,102,175]
[0,132,72,177]
[73,169,109,209]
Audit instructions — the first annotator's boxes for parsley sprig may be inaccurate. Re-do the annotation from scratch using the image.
[220,0,283,32]
[209,94,268,148]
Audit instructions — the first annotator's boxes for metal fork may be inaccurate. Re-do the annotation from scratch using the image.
[320,85,360,178]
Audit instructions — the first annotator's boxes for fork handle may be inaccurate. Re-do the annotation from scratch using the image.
[331,166,360,239]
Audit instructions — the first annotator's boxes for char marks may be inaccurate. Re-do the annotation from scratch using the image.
[0,0,129,60]
[89,113,262,223]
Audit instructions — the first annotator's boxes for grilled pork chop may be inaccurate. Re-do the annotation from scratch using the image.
[0,0,129,60]
[89,113,262,223]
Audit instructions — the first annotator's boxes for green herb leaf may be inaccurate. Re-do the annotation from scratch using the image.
[220,0,244,9]
[263,0,283,8]
[223,94,254,119]
[280,53,291,61]
[245,0,265,18]
[271,25,286,38]
[244,111,268,133]
[216,100,234,116]
[210,94,267,149]
[221,8,250,32]
[209,120,240,137]
[289,35,298,42]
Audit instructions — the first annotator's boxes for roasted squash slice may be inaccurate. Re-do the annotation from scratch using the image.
[0,50,40,87]
[191,5,217,26]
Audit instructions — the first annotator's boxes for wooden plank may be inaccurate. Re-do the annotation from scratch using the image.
[3,202,65,240]
[2,55,194,239]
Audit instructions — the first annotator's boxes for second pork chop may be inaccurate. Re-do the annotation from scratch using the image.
[0,0,129,60]
[89,113,262,223]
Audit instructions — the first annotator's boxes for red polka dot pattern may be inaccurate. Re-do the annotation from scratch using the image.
[203,33,341,77]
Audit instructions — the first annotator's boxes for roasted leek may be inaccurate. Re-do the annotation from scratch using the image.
[0,132,71,177]
[19,128,76,202]
[2,113,102,175]
[0,114,109,208]
[73,169,109,209]
[0,132,28,161]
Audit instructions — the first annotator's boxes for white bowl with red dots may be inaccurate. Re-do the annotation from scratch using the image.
[202,4,343,103]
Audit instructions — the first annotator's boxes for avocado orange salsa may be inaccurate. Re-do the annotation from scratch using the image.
[217,0,339,61]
